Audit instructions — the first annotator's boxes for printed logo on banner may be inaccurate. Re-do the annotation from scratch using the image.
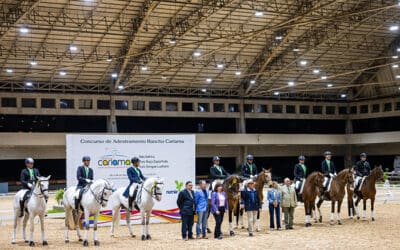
[166,180,184,194]
[97,148,131,168]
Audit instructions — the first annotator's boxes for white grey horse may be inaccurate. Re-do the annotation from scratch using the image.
[63,179,113,247]
[109,177,164,240]
[11,175,51,246]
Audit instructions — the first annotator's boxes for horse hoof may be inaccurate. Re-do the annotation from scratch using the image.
[146,235,151,240]
[131,234,136,238]
[362,217,366,221]
[11,241,16,244]
[349,217,353,220]
[330,220,334,225]
[229,231,235,236]
[65,240,69,243]
[241,226,245,229]
[43,241,48,246]
[25,240,29,243]
[94,240,100,246]
[338,221,342,225]
[357,216,360,220]
[206,228,212,233]
[141,235,146,241]
[79,238,83,242]
[372,218,375,222]
[305,223,312,227]
[319,217,322,223]
[29,241,35,247]
[83,240,89,247]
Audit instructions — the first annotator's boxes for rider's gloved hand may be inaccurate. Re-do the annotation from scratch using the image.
[27,183,33,188]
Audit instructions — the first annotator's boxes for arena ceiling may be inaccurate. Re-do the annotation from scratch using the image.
[0,0,400,101]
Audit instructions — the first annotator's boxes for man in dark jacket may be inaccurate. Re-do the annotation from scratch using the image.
[354,153,371,192]
[240,180,261,236]
[123,157,146,211]
[177,181,196,240]
[294,155,307,194]
[241,154,258,179]
[75,156,93,211]
[19,158,41,217]
[321,151,336,196]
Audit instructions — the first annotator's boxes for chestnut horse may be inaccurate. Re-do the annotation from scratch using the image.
[223,175,241,236]
[302,172,324,227]
[238,168,272,231]
[316,168,354,225]
[352,166,384,221]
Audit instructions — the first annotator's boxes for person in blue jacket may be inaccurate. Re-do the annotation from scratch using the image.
[241,154,258,179]
[75,156,93,211]
[267,181,282,230]
[240,179,261,236]
[194,180,209,239]
[123,157,146,211]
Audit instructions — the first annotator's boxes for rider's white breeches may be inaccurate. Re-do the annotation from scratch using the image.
[74,189,80,199]
[129,184,136,197]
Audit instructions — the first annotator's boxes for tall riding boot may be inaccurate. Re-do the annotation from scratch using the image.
[19,200,25,218]
[75,198,80,211]
[128,196,133,211]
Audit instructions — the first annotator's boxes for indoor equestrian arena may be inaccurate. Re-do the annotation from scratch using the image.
[0,1,399,249]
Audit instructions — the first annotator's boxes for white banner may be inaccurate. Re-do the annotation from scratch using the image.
[66,134,195,224]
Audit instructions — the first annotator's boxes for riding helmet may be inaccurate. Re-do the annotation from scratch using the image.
[25,157,34,164]
[131,157,140,164]
[324,151,332,156]
[360,152,367,158]
[213,156,220,162]
[246,154,254,160]
[298,155,306,161]
[82,156,91,161]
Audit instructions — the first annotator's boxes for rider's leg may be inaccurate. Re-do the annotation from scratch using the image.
[75,188,82,211]
[128,185,135,210]
[19,190,29,217]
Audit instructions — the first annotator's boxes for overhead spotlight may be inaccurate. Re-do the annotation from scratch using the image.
[397,48,400,52]
[25,82,33,87]
[340,94,347,98]
[69,45,78,51]
[288,81,295,86]
[106,56,112,62]
[117,85,124,90]
[111,73,118,78]
[30,60,37,66]
[250,79,256,84]
[19,27,29,34]
[299,60,307,66]
[255,11,263,17]
[59,71,66,76]
[201,88,207,93]
[275,35,283,40]
[235,71,241,76]
[273,91,280,96]
[313,69,320,74]
[206,78,212,83]
[141,66,148,71]
[5,69,13,73]
[293,48,300,52]
[169,38,176,44]
[193,51,201,57]
[392,64,399,68]
[161,76,167,80]
[389,25,399,31]
[216,63,224,69]
[396,75,400,79]
[321,75,327,80]
[393,55,399,59]
[327,83,333,87]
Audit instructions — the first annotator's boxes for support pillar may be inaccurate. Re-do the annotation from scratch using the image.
[107,95,118,133]
[344,118,353,168]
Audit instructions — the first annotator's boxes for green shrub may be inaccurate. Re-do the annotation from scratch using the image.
[55,188,64,205]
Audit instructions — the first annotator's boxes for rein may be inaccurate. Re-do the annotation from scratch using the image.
[90,180,112,205]
[143,181,164,199]
[32,180,48,198]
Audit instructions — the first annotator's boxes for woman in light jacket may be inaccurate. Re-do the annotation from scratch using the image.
[210,183,228,240]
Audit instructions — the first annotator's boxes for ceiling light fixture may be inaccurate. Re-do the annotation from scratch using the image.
[161,76,167,80]
[30,61,37,66]
[25,82,33,87]
[235,71,241,76]
[169,38,176,44]
[273,91,280,96]
[118,85,124,90]
[141,66,148,71]
[293,48,300,52]
[288,81,295,86]
[59,71,66,76]
[327,83,333,87]
[193,51,201,57]
[340,94,347,98]
[250,79,256,84]
[389,25,399,31]
[6,69,13,73]
[392,64,399,68]
[313,69,320,74]
[111,73,118,78]
[216,63,224,69]
[321,76,327,80]
[299,60,307,66]
[201,88,207,92]
[69,45,78,51]
[19,27,29,34]
[275,35,283,40]
[206,78,212,83]
[393,55,399,59]
[255,11,263,16]
[396,75,400,79]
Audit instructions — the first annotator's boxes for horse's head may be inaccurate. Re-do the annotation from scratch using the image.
[36,175,51,200]
[152,177,164,202]
[224,175,241,193]
[309,172,324,188]
[341,168,354,186]
[259,168,273,186]
[94,179,113,207]
[372,165,384,181]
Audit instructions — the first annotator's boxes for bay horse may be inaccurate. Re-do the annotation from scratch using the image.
[223,175,241,236]
[302,172,324,227]
[316,168,354,225]
[353,165,384,221]
[238,168,272,231]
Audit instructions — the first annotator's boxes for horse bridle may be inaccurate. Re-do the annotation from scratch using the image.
[144,180,164,199]
[90,180,113,205]
[33,179,49,198]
